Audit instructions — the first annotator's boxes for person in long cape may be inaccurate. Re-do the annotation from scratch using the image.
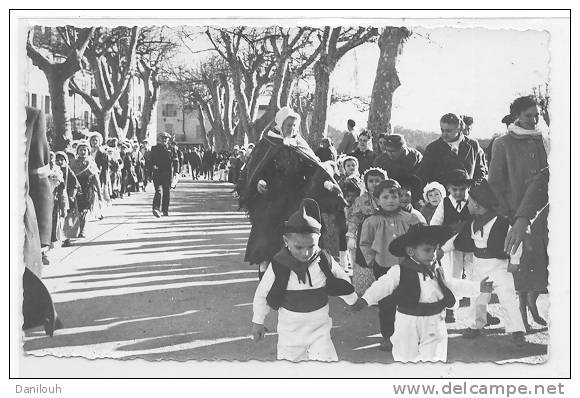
[236,107,346,278]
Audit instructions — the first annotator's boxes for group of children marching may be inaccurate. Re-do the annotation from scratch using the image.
[251,160,529,363]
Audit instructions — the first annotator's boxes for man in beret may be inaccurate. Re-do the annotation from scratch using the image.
[373,134,423,181]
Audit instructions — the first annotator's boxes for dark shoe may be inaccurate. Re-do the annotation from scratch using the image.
[41,253,50,265]
[162,212,169,217]
[379,339,393,351]
[512,331,527,347]
[98,215,104,221]
[78,233,86,238]
[462,328,482,339]
[153,209,161,218]
[485,312,501,326]
[445,309,456,323]
[61,239,71,248]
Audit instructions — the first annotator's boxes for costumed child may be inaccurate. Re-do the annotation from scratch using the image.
[352,224,494,363]
[421,181,445,224]
[395,173,427,225]
[441,181,527,345]
[337,155,363,191]
[251,198,357,362]
[342,178,364,277]
[53,151,79,248]
[346,167,387,297]
[358,179,424,351]
[429,168,476,323]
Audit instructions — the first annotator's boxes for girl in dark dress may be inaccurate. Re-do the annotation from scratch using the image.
[70,141,100,238]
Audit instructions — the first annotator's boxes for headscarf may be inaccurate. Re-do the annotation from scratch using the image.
[88,132,103,147]
[422,181,446,203]
[274,106,301,133]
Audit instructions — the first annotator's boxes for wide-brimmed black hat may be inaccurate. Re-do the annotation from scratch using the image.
[444,168,473,186]
[389,224,454,257]
[469,180,499,210]
[283,198,322,234]
[395,173,422,191]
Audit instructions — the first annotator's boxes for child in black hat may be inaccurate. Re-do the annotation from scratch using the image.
[429,168,476,323]
[395,173,427,224]
[251,198,357,362]
[352,224,493,362]
[441,181,527,345]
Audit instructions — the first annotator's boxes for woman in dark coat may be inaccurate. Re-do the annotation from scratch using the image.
[488,96,549,332]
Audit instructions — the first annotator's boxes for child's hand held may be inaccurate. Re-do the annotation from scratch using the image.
[251,323,266,341]
[480,276,494,293]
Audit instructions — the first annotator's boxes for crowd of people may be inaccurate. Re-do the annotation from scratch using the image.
[247,97,549,363]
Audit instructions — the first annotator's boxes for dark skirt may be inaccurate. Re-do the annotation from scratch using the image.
[512,208,549,293]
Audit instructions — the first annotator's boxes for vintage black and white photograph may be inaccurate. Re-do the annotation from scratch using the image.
[10,9,572,381]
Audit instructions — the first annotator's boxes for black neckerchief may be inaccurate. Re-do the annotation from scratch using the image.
[400,257,435,281]
[273,247,321,286]
[472,210,498,237]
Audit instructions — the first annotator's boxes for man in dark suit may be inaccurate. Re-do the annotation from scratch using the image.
[417,113,487,187]
[150,132,178,217]
[349,130,376,175]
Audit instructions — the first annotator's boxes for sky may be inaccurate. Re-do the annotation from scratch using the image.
[176,26,550,139]
[330,27,550,137]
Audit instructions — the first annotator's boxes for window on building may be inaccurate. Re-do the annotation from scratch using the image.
[162,103,177,117]
[31,93,37,109]
[164,123,174,134]
[138,96,142,112]
[44,96,51,114]
[83,111,90,128]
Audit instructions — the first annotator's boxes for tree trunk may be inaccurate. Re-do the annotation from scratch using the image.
[309,60,333,148]
[140,76,158,143]
[367,27,409,148]
[47,75,72,151]
[96,110,113,141]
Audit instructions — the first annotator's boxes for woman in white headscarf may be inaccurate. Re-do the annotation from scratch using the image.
[237,106,346,278]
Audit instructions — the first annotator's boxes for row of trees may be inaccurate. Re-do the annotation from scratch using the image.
[27,24,412,151]
[167,25,411,150]
[27,26,178,151]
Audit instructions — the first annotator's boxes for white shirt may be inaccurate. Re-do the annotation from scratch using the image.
[362,264,480,307]
[252,255,358,324]
[441,216,523,264]
[446,134,464,155]
[430,195,469,226]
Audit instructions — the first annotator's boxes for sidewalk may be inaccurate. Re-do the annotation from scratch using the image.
[22,179,548,364]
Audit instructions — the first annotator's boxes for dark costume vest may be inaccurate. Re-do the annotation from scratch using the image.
[266,249,354,312]
[453,216,510,260]
[442,197,471,225]
[393,258,456,316]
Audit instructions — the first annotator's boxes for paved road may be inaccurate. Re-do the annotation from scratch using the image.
[23,179,548,364]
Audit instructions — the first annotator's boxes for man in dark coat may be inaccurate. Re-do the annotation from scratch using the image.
[150,132,178,217]
[202,147,216,180]
[190,147,201,180]
[373,134,422,181]
[417,113,487,187]
[349,130,376,175]
[337,119,358,155]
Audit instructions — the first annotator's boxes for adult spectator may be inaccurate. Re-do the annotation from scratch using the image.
[349,130,376,175]
[315,137,337,162]
[417,113,487,186]
[150,132,178,217]
[202,146,216,180]
[488,95,549,332]
[338,119,358,155]
[376,133,388,155]
[373,134,422,181]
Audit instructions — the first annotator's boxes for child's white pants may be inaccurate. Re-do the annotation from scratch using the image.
[442,250,473,309]
[469,259,525,333]
[391,311,448,362]
[276,305,338,362]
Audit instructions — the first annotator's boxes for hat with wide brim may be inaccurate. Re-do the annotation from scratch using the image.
[389,224,454,258]
[158,132,171,139]
[394,173,423,191]
[468,180,499,210]
[444,168,473,186]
